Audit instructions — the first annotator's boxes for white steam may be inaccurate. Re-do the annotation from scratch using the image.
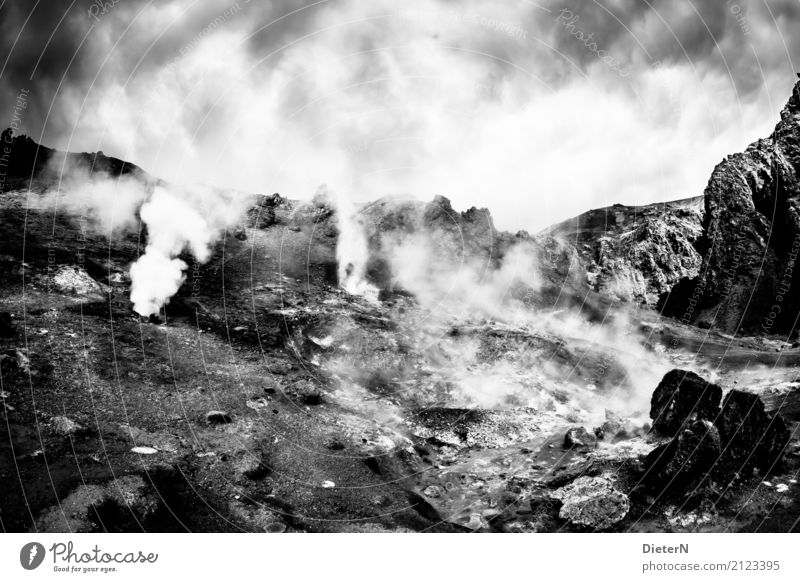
[331,187,379,300]
[30,157,248,317]
[130,185,247,316]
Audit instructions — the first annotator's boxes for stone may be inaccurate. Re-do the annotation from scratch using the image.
[205,410,232,424]
[564,426,597,449]
[35,475,160,532]
[422,485,444,498]
[288,379,323,405]
[643,419,721,496]
[552,476,629,530]
[235,453,270,480]
[51,416,84,437]
[650,369,722,436]
[715,389,790,477]
[594,409,628,441]
[50,266,105,298]
[546,198,703,304]
[0,312,13,337]
[660,77,800,333]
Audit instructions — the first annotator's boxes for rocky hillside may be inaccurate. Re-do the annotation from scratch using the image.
[662,77,800,335]
[3,122,800,533]
[542,197,704,304]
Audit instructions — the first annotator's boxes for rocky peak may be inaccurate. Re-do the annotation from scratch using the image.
[662,76,800,334]
[780,75,800,120]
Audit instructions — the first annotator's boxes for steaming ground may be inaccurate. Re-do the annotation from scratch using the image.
[3,181,800,532]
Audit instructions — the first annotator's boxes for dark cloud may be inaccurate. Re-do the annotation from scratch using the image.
[2,0,800,232]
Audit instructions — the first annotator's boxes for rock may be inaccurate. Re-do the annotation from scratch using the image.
[51,416,84,437]
[0,312,13,337]
[650,369,722,436]
[235,452,270,480]
[715,390,790,477]
[287,379,323,405]
[35,475,160,532]
[412,408,540,450]
[0,349,29,387]
[643,419,721,497]
[552,476,629,530]
[594,409,630,441]
[661,77,800,333]
[50,265,105,298]
[541,460,600,488]
[422,485,444,498]
[546,198,703,304]
[205,410,232,424]
[267,360,293,375]
[564,426,597,449]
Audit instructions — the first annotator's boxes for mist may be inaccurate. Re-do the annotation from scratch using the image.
[4,0,800,233]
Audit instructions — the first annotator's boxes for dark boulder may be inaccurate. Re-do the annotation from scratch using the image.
[650,369,722,436]
[643,375,791,499]
[205,410,232,425]
[643,419,721,497]
[0,312,13,337]
[715,390,790,477]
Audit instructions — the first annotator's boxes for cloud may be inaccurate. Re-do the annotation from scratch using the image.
[2,0,799,233]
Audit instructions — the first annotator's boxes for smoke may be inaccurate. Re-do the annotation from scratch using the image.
[33,164,149,235]
[129,184,247,316]
[5,0,799,234]
[320,200,680,423]
[29,156,249,316]
[386,233,539,320]
[329,186,378,300]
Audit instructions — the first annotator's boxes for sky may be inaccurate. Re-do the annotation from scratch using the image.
[1,0,800,232]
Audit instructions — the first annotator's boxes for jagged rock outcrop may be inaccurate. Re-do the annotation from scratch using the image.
[644,419,721,495]
[359,195,501,289]
[662,77,800,334]
[544,197,703,304]
[650,369,722,436]
[644,370,791,498]
[716,389,790,475]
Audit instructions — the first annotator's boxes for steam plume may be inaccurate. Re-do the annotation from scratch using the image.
[129,185,247,316]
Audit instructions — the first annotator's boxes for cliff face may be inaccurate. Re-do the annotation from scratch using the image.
[543,197,704,305]
[663,78,800,334]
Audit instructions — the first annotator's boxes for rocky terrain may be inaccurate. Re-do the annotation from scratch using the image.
[2,79,800,533]
[662,76,800,335]
[543,197,704,305]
